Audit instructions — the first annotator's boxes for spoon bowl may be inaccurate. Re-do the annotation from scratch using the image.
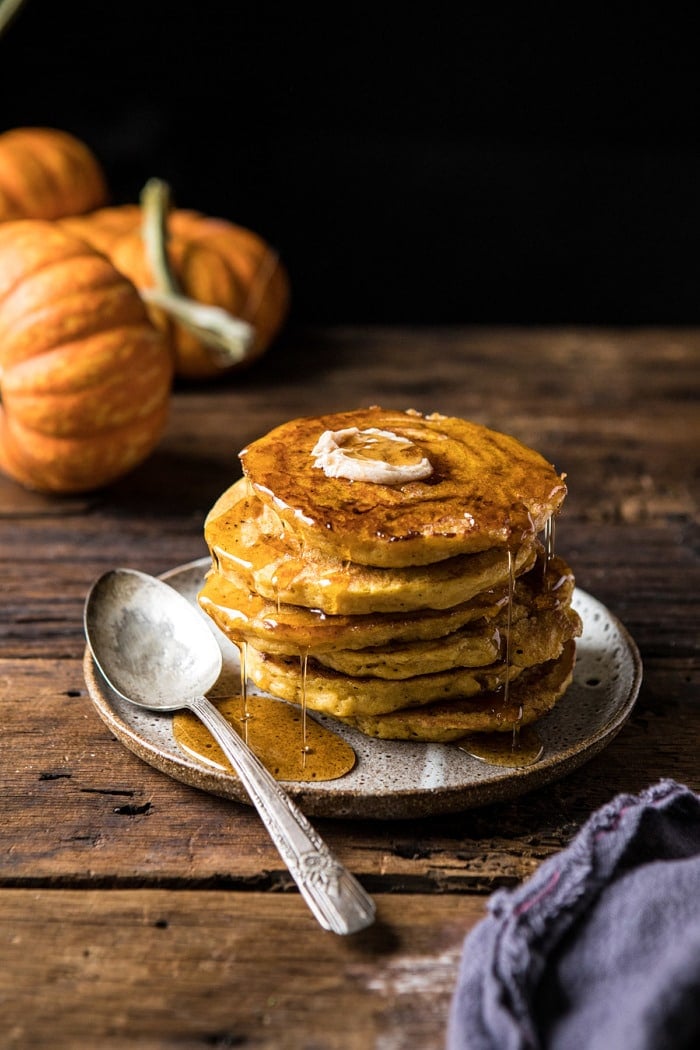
[84,569,222,710]
[84,568,375,935]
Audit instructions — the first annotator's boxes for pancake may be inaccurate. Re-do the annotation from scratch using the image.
[241,592,579,712]
[239,406,567,567]
[315,602,581,679]
[340,642,577,741]
[198,407,579,745]
[198,568,510,655]
[199,538,576,657]
[201,556,580,679]
[243,643,526,718]
[205,478,539,615]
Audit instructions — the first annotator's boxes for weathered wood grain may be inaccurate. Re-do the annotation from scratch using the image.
[0,889,484,1050]
[0,326,698,1048]
[0,650,696,888]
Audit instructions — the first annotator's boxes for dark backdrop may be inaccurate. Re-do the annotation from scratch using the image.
[2,1,700,326]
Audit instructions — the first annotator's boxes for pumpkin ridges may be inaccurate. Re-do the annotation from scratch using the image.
[0,220,95,300]
[0,248,132,323]
[0,172,26,219]
[35,130,109,216]
[168,213,281,314]
[7,357,172,437]
[237,246,290,350]
[110,227,250,379]
[168,240,246,378]
[59,205,142,255]
[176,216,291,357]
[0,220,173,493]
[174,238,245,359]
[54,202,290,379]
[2,324,169,396]
[0,128,108,221]
[0,400,170,493]
[0,142,56,215]
[0,277,152,370]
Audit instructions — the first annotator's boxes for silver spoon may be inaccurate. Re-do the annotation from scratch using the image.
[83,567,375,936]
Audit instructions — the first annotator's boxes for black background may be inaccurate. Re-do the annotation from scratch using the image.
[2,0,700,327]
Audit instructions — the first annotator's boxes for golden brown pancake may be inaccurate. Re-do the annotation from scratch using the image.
[240,595,579,715]
[315,602,581,679]
[198,407,579,744]
[339,642,577,741]
[243,643,525,718]
[199,540,576,657]
[239,406,567,567]
[198,567,510,655]
[204,478,539,615]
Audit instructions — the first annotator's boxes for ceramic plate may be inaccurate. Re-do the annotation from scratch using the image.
[83,558,642,819]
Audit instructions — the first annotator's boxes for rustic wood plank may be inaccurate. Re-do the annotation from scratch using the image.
[0,325,698,1049]
[0,888,484,1050]
[1,652,697,887]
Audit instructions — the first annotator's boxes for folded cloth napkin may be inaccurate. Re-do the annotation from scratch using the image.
[447,779,700,1050]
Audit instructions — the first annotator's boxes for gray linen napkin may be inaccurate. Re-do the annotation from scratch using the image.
[447,779,700,1050]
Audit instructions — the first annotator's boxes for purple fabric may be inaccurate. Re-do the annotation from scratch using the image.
[447,780,700,1050]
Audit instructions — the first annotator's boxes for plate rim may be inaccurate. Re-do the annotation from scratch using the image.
[83,557,643,819]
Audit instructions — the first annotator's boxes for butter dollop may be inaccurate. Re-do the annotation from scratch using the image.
[311,427,433,484]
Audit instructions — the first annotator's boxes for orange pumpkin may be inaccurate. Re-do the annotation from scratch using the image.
[59,198,290,380]
[0,220,173,493]
[59,204,142,255]
[0,127,109,222]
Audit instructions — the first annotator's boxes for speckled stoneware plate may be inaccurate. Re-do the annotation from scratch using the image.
[83,557,642,820]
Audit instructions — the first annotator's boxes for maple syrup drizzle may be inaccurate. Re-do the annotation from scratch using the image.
[239,640,250,744]
[178,566,357,782]
[458,725,544,767]
[299,649,311,768]
[503,548,514,711]
[457,542,544,769]
[543,515,556,583]
[172,693,356,782]
[331,428,429,468]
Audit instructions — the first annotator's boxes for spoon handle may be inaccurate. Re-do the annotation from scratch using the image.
[188,694,375,935]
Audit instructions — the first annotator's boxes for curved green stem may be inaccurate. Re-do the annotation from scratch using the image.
[139,178,255,368]
[0,0,28,40]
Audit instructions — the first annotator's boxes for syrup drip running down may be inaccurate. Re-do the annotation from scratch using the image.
[299,649,312,769]
[458,538,547,769]
[172,636,356,782]
[544,515,556,581]
[504,548,514,712]
[239,640,250,744]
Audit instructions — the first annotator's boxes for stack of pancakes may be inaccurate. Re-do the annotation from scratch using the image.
[198,407,582,742]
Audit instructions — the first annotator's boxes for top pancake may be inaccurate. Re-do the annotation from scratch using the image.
[239,407,567,567]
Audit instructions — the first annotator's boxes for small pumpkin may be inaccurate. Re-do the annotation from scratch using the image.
[0,127,109,222]
[60,204,142,255]
[0,220,173,493]
[59,185,290,380]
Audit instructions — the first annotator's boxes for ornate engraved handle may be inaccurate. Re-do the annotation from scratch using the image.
[189,695,376,935]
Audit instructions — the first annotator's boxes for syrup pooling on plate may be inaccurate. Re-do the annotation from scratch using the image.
[86,560,643,817]
[174,610,357,781]
[173,691,356,782]
[458,725,544,767]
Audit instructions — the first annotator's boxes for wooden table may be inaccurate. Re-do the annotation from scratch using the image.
[1,326,698,1049]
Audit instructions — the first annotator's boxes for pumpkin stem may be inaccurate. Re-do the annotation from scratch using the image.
[141,177,182,297]
[0,0,27,38]
[140,177,255,367]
